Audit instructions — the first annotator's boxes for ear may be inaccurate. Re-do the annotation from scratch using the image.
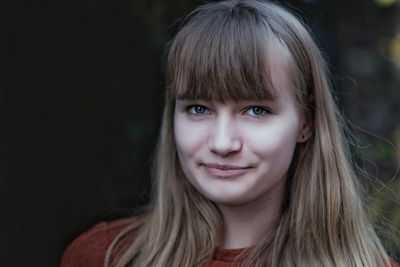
[297,116,312,143]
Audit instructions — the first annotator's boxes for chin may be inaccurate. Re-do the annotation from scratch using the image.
[197,187,254,206]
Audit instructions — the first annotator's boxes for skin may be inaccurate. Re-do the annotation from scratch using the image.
[174,47,311,249]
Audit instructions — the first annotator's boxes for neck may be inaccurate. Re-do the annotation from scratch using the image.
[217,181,286,249]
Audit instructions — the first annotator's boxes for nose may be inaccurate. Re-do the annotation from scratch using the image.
[208,118,242,156]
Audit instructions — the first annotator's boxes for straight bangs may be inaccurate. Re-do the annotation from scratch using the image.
[167,2,281,102]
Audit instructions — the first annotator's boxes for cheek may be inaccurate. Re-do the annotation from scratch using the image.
[245,119,300,160]
[174,116,207,159]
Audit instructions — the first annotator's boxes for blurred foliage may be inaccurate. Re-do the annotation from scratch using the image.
[129,0,168,30]
[374,0,399,8]
[390,33,400,67]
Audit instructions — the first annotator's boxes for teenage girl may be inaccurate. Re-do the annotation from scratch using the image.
[61,1,399,266]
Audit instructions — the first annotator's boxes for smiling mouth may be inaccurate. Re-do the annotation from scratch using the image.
[202,163,253,178]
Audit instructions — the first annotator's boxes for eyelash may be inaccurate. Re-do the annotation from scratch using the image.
[186,105,210,115]
[185,105,270,117]
[245,106,270,117]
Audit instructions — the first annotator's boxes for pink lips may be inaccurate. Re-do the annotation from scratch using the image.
[202,163,252,178]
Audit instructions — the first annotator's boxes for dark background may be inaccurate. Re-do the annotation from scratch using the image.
[1,0,399,266]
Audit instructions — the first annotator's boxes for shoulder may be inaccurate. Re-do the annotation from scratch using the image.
[60,218,139,267]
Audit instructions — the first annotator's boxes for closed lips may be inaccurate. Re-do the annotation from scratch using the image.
[202,164,253,178]
[202,164,251,170]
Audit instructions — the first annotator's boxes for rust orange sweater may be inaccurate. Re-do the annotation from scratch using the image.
[60,218,399,267]
[61,218,246,267]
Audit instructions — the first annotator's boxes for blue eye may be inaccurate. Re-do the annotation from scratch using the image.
[246,106,269,117]
[187,105,209,115]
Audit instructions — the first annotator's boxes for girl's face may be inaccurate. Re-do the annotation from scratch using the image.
[174,55,309,207]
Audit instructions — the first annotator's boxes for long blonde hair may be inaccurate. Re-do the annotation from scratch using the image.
[107,1,391,266]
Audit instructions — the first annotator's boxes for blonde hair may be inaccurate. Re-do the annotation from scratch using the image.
[106,1,391,266]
